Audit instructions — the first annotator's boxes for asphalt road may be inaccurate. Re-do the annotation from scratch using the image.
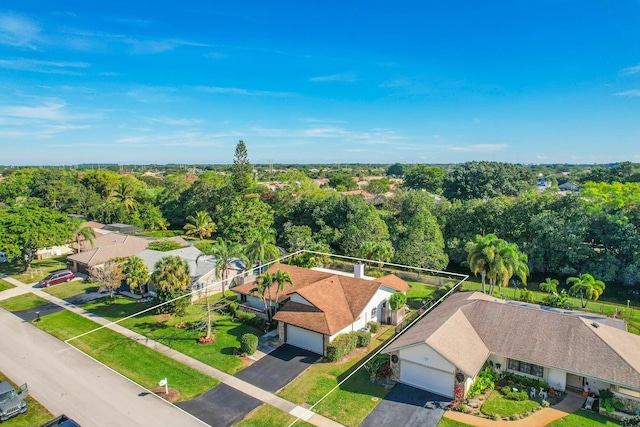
[0,308,207,427]
[176,384,261,427]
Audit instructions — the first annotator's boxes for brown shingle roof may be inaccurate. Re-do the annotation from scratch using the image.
[375,274,410,292]
[386,292,640,389]
[241,263,408,335]
[67,234,150,267]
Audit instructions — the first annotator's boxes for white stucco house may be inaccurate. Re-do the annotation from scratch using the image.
[232,263,410,355]
[384,291,640,404]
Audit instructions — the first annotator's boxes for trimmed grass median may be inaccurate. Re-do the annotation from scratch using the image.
[34,310,218,401]
[82,294,262,375]
[236,404,314,427]
[0,294,49,311]
[0,279,15,292]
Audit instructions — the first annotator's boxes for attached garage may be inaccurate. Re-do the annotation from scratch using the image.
[286,324,324,355]
[400,360,454,398]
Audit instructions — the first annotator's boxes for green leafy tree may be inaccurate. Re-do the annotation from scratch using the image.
[366,178,391,195]
[386,163,404,177]
[112,181,136,212]
[443,161,536,201]
[151,256,192,320]
[217,196,275,246]
[245,228,279,273]
[388,292,407,310]
[123,256,150,295]
[183,211,216,240]
[403,165,445,193]
[567,273,606,308]
[231,140,254,194]
[0,206,74,271]
[357,240,394,268]
[328,172,358,191]
[539,278,559,294]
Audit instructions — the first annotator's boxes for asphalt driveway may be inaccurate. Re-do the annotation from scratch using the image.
[234,344,321,392]
[176,384,261,427]
[359,383,449,427]
[13,302,63,321]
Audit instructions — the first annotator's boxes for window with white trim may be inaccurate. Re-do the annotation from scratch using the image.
[508,359,543,377]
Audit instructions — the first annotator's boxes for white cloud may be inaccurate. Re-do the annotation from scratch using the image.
[622,65,640,75]
[0,13,40,48]
[124,38,212,54]
[0,58,90,74]
[0,102,70,121]
[198,86,295,97]
[146,117,203,126]
[309,72,357,82]
[614,89,640,97]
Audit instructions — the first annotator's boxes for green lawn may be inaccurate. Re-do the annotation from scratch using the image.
[82,294,263,375]
[42,281,100,300]
[0,294,49,311]
[7,257,69,285]
[546,409,621,427]
[480,390,540,418]
[437,417,474,427]
[34,310,217,401]
[0,371,53,427]
[0,278,15,292]
[407,281,438,300]
[236,404,315,427]
[277,327,395,427]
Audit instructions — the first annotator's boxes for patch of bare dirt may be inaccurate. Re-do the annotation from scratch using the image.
[153,387,180,402]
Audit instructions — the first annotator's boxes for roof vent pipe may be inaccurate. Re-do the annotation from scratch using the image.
[354,262,364,279]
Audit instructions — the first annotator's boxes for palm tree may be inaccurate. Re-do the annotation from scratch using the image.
[245,229,279,273]
[200,238,248,296]
[539,278,559,294]
[567,273,606,309]
[271,269,293,315]
[466,234,501,294]
[184,211,216,240]
[112,181,136,212]
[72,222,96,253]
[357,241,394,268]
[486,241,529,296]
[151,256,192,327]
[251,272,274,320]
[123,255,150,295]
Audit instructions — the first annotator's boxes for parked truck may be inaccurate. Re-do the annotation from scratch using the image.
[0,381,28,422]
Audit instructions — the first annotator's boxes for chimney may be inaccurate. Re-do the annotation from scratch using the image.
[354,262,364,279]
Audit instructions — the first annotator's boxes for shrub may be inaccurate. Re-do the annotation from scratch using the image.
[368,321,381,333]
[240,333,259,355]
[622,417,640,427]
[505,390,529,401]
[389,292,407,310]
[355,331,371,347]
[467,367,495,398]
[236,310,265,329]
[326,332,359,362]
[147,239,183,252]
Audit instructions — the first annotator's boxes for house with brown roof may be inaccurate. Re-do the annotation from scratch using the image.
[233,263,410,355]
[67,233,151,274]
[383,292,640,403]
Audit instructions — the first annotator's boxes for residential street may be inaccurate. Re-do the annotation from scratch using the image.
[0,308,207,427]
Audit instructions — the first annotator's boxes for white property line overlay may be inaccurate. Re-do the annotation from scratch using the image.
[59,250,468,426]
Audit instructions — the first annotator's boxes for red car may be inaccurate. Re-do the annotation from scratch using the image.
[39,270,75,287]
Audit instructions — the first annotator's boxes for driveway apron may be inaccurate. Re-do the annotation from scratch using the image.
[176,384,261,427]
[235,344,321,392]
[359,383,449,427]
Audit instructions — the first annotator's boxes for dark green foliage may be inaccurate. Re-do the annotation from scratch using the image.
[355,331,371,347]
[388,292,407,310]
[504,390,529,401]
[240,333,259,355]
[328,172,358,191]
[443,161,536,201]
[403,165,445,193]
[231,140,254,194]
[235,310,265,329]
[147,239,183,252]
[386,163,404,177]
[326,332,359,362]
[502,372,549,391]
[622,416,640,427]
[367,321,381,333]
[367,178,391,195]
[467,367,496,398]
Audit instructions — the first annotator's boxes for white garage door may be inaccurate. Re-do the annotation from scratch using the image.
[286,325,324,354]
[400,360,454,398]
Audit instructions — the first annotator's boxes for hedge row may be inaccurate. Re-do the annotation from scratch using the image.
[326,331,371,362]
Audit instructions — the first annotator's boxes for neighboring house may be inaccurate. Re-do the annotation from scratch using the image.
[138,246,243,297]
[558,182,579,192]
[339,189,375,200]
[36,244,72,260]
[101,223,143,235]
[67,234,151,274]
[233,263,410,355]
[384,292,640,401]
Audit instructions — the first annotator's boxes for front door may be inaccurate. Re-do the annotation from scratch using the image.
[566,373,583,391]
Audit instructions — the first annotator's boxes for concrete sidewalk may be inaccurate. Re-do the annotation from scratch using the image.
[443,391,586,426]
[0,274,342,427]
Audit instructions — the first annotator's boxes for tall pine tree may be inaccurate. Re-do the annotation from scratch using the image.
[231,140,253,194]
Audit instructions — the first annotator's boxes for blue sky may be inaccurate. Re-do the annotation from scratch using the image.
[1,1,640,166]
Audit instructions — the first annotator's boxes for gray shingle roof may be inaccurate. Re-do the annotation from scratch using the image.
[386,292,640,389]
